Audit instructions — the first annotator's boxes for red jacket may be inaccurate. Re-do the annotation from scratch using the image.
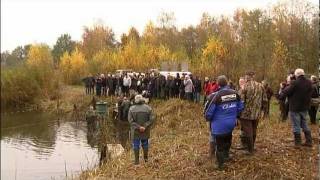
[204,82,219,95]
[211,83,219,93]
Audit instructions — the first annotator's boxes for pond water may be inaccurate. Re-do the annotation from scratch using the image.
[1,111,100,180]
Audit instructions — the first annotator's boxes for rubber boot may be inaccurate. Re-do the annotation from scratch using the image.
[244,137,254,155]
[134,149,140,165]
[143,148,148,162]
[294,133,302,148]
[215,151,224,170]
[303,131,312,147]
[223,142,231,162]
[223,150,230,162]
[209,142,216,158]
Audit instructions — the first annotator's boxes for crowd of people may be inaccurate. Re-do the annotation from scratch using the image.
[204,69,318,170]
[84,68,319,169]
[82,72,237,103]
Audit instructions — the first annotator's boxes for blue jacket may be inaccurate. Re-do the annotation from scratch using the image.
[205,86,244,135]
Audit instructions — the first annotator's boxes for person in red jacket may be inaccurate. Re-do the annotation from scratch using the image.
[211,78,219,93]
[203,77,212,104]
[203,77,220,104]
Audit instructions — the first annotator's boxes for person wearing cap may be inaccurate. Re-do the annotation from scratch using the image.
[278,68,313,147]
[205,75,244,170]
[239,71,267,155]
[309,75,319,124]
[128,95,154,165]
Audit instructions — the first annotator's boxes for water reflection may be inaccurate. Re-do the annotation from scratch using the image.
[1,111,99,180]
[1,112,57,158]
[87,119,100,148]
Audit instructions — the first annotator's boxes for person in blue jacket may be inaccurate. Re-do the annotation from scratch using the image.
[205,75,244,170]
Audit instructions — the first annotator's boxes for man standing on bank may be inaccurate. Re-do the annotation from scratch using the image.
[239,71,267,155]
[278,69,313,147]
[205,75,244,170]
[128,95,154,165]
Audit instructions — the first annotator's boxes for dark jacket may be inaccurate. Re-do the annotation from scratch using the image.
[311,82,319,98]
[265,86,273,100]
[194,79,202,93]
[107,77,113,90]
[279,76,313,112]
[121,99,131,121]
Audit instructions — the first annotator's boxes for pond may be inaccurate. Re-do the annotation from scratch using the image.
[1,111,100,180]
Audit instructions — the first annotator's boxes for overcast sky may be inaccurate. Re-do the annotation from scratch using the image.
[1,0,318,52]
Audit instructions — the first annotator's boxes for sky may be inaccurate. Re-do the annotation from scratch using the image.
[1,0,318,52]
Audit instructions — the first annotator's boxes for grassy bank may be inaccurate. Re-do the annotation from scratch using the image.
[80,99,318,180]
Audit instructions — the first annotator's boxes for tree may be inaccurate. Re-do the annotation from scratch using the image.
[270,40,289,88]
[26,44,54,95]
[81,24,116,60]
[1,45,31,67]
[27,44,53,69]
[127,27,140,43]
[60,48,87,84]
[142,21,158,46]
[52,34,75,65]
[201,36,227,76]
[180,26,200,59]
[157,11,176,29]
[120,33,128,47]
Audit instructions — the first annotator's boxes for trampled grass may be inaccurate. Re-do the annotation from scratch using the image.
[79,98,319,180]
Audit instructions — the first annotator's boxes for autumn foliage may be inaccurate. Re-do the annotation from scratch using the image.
[1,0,318,108]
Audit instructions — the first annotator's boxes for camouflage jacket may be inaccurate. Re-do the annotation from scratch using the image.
[240,80,267,120]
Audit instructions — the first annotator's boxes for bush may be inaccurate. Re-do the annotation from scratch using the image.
[1,66,40,108]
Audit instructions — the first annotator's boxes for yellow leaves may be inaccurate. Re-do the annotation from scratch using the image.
[157,45,171,61]
[91,49,117,73]
[273,40,288,61]
[201,36,227,76]
[27,44,53,68]
[202,36,227,60]
[60,48,87,84]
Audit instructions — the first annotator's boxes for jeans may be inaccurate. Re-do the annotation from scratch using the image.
[185,92,193,101]
[133,139,149,150]
[194,92,200,103]
[289,111,310,133]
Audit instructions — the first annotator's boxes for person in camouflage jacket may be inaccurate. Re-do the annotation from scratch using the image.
[239,71,267,155]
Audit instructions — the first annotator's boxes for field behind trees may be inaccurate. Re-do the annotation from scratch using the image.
[1,0,319,108]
